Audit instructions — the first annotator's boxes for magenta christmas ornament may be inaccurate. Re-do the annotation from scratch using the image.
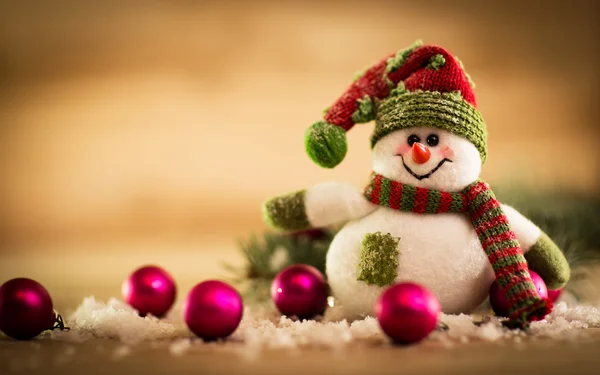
[548,288,563,303]
[0,278,55,340]
[489,270,548,318]
[271,264,328,320]
[122,265,176,317]
[184,280,243,340]
[375,282,440,344]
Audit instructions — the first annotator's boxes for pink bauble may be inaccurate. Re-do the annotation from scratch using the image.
[489,270,548,318]
[271,264,328,320]
[184,280,243,340]
[122,265,176,317]
[548,288,563,303]
[375,282,440,344]
[0,278,55,340]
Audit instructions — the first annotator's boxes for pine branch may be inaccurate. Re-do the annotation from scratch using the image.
[226,229,333,302]
[495,187,600,271]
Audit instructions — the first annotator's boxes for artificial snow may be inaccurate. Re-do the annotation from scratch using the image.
[55,296,190,344]
[47,296,600,357]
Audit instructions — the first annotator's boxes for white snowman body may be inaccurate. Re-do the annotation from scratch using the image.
[326,207,493,318]
[304,127,541,318]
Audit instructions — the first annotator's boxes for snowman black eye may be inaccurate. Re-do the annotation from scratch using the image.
[426,134,439,147]
[407,134,420,146]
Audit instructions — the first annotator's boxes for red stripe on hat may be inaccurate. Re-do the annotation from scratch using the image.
[324,57,391,131]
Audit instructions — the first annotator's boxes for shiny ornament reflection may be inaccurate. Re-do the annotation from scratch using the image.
[271,264,328,320]
[375,282,440,344]
[548,288,563,303]
[122,265,176,317]
[0,278,55,340]
[184,280,243,340]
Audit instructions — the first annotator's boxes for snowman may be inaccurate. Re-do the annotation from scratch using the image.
[263,42,570,325]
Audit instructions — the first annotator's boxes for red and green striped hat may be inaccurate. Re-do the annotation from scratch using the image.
[305,41,488,168]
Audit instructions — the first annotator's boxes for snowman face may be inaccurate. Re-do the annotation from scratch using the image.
[372,127,482,192]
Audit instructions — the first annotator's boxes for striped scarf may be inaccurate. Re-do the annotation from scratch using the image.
[365,172,552,326]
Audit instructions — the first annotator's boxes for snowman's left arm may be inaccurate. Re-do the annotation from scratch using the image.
[501,204,570,289]
[263,182,377,232]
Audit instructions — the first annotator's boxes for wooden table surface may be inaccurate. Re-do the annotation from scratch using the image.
[2,331,600,375]
[1,240,600,375]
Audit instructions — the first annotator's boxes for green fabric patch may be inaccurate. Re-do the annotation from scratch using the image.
[305,121,348,168]
[262,190,310,232]
[427,54,446,70]
[372,91,488,163]
[357,232,400,287]
[525,233,571,289]
[351,95,376,123]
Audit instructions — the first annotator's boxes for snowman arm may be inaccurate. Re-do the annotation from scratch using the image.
[263,182,377,231]
[304,182,378,227]
[501,204,570,289]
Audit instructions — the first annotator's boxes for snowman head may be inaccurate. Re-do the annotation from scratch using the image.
[304,42,488,184]
[372,126,482,192]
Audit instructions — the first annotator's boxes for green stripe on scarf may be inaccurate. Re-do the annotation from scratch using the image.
[379,177,392,207]
[425,189,442,213]
[400,183,417,211]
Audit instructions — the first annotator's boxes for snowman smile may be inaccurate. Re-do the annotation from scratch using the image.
[398,155,453,180]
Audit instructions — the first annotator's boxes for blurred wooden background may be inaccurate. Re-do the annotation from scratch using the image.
[0,0,599,249]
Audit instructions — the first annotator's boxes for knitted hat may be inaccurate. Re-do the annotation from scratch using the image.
[305,41,487,168]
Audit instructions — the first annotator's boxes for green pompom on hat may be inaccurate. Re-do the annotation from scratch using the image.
[304,41,488,168]
[305,121,348,169]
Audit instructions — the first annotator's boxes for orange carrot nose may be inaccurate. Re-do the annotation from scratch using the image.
[412,142,431,164]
